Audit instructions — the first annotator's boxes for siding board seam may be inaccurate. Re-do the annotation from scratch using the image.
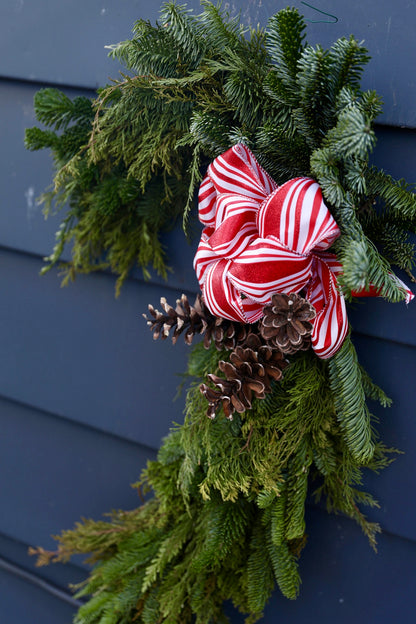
[351,328,416,350]
[1,249,415,349]
[0,555,84,608]
[0,74,96,95]
[0,243,197,296]
[2,75,416,132]
[0,391,159,453]
[1,506,415,610]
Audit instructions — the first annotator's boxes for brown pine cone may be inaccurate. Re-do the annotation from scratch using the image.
[259,293,316,353]
[144,294,208,345]
[205,316,250,351]
[281,335,312,355]
[200,332,288,420]
[144,293,252,350]
[234,333,289,387]
[196,294,251,350]
[200,376,249,420]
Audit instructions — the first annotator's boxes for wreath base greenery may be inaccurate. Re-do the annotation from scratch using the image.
[25,3,416,623]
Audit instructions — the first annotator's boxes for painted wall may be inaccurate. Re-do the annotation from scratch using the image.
[0,2,415,622]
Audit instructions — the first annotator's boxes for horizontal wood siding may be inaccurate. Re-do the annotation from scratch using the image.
[0,0,414,125]
[0,567,78,624]
[0,395,156,549]
[0,249,193,447]
[1,1,415,622]
[224,506,416,624]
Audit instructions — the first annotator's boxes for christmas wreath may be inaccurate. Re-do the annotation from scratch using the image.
[25,3,416,623]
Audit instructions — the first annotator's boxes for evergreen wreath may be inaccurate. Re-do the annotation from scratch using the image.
[25,3,416,623]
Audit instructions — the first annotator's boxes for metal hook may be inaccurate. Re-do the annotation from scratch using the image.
[300,1,339,24]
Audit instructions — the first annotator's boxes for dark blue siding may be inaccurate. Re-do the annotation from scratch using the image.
[225,507,416,624]
[0,394,156,549]
[0,249,192,446]
[1,1,416,622]
[352,334,416,542]
[260,508,416,624]
[0,567,78,624]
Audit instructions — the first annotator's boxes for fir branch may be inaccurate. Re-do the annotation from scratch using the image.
[199,0,244,50]
[182,145,203,232]
[327,37,370,104]
[189,109,234,157]
[359,365,392,408]
[159,1,206,69]
[141,513,194,592]
[31,88,93,131]
[109,19,187,77]
[266,536,301,600]
[294,44,332,145]
[323,105,376,160]
[327,336,375,463]
[366,166,416,221]
[24,126,59,152]
[284,439,312,541]
[266,8,306,82]
[270,487,287,547]
[246,519,275,616]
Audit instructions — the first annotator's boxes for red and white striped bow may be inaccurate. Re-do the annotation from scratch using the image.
[194,144,413,359]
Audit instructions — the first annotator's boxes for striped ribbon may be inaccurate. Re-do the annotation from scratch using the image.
[194,144,413,359]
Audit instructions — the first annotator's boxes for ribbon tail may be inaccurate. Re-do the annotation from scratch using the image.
[351,274,414,304]
[308,257,349,359]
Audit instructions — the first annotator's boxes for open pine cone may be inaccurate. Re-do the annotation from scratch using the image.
[259,293,316,353]
[144,294,209,345]
[144,293,250,350]
[200,333,288,419]
[205,316,250,351]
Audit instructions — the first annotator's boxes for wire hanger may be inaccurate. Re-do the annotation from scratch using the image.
[300,1,339,24]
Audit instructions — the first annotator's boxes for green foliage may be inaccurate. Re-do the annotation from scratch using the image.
[26,3,414,296]
[30,88,93,133]
[266,8,306,81]
[26,3,415,623]
[246,520,275,616]
[34,340,392,622]
[328,336,374,463]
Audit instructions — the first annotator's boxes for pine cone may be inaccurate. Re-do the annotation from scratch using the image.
[144,293,211,345]
[205,316,250,351]
[193,294,251,350]
[144,293,251,350]
[200,333,288,420]
[259,293,316,353]
[200,376,245,420]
